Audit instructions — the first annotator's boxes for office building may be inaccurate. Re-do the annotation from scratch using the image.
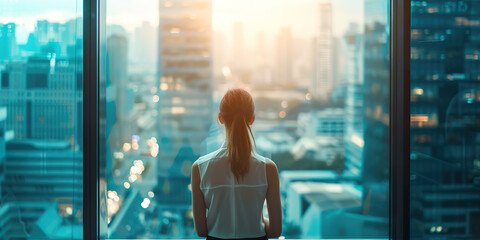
[343,23,365,176]
[134,21,157,69]
[231,22,244,71]
[361,0,389,234]
[312,2,333,99]
[0,56,83,145]
[107,34,134,142]
[297,108,344,139]
[0,23,18,61]
[1,139,82,238]
[276,27,293,85]
[156,0,213,233]
[410,0,480,238]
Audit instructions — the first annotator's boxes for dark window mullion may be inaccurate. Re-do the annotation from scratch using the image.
[390,0,411,239]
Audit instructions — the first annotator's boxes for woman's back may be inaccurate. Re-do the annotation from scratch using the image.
[195,143,268,239]
[191,89,281,239]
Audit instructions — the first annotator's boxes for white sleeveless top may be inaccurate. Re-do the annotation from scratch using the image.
[195,142,268,239]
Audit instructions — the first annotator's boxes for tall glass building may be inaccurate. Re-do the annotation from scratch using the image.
[361,0,390,232]
[410,0,480,238]
[155,0,213,236]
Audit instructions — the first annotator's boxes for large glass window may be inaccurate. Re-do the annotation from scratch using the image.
[101,0,390,238]
[0,0,83,239]
[410,1,480,239]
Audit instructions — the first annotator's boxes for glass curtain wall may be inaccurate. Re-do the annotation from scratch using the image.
[0,0,83,239]
[410,1,480,239]
[100,0,391,238]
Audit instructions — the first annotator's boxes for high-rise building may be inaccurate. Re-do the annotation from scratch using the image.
[231,22,244,71]
[361,0,389,234]
[410,1,480,238]
[134,21,157,70]
[276,27,293,86]
[0,23,18,61]
[35,19,79,57]
[156,0,213,215]
[343,23,364,176]
[0,56,83,145]
[312,2,333,99]
[1,139,83,239]
[0,107,6,200]
[213,31,227,78]
[107,34,134,141]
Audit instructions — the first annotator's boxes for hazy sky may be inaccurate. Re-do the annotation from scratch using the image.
[1,0,364,43]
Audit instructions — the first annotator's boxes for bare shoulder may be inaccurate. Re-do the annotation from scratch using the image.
[264,158,279,178]
[191,161,199,176]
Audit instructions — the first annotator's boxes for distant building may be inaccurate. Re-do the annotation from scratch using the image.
[1,139,82,238]
[297,108,344,141]
[35,19,80,57]
[134,21,157,69]
[290,137,342,162]
[107,34,134,141]
[410,0,480,238]
[156,0,213,236]
[312,2,333,99]
[256,132,295,155]
[361,0,390,229]
[0,23,18,61]
[0,56,83,146]
[213,31,228,78]
[0,107,7,200]
[231,22,244,71]
[343,23,364,176]
[284,181,362,237]
[276,27,293,85]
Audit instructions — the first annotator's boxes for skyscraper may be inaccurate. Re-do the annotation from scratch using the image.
[312,2,333,99]
[156,0,213,217]
[343,23,364,176]
[0,23,18,61]
[231,22,244,71]
[276,27,293,86]
[0,56,83,145]
[107,34,133,142]
[134,21,157,70]
[410,1,480,238]
[361,0,389,234]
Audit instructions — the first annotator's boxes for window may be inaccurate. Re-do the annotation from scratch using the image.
[101,0,390,238]
[410,0,480,239]
[0,0,83,239]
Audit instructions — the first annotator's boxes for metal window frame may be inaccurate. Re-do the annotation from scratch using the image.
[390,0,410,240]
[83,0,412,239]
[83,0,100,239]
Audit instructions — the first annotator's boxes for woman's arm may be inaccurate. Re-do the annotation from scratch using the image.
[191,162,208,237]
[264,159,282,238]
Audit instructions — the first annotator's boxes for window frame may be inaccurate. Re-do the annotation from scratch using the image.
[389,0,411,240]
[83,0,412,239]
[83,0,100,239]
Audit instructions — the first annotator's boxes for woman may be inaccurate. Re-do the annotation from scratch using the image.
[191,89,282,240]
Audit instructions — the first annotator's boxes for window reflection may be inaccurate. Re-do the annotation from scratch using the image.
[0,1,83,239]
[410,0,480,239]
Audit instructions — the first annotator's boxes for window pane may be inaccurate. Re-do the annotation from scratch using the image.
[102,0,390,238]
[0,0,83,239]
[410,0,480,239]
